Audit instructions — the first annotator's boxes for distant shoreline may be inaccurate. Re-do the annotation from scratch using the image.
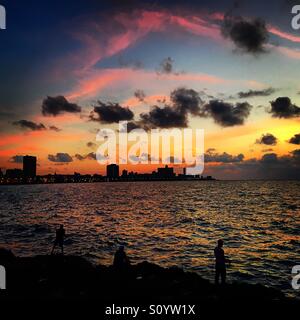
[2,179,300,186]
[0,176,216,186]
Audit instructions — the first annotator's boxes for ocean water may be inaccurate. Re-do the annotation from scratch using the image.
[0,180,300,297]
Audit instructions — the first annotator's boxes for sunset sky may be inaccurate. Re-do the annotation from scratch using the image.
[0,0,300,179]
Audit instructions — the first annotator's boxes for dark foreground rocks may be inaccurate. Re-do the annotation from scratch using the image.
[0,248,298,317]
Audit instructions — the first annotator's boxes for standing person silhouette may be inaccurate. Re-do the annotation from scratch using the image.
[51,225,66,255]
[113,246,130,271]
[214,239,229,285]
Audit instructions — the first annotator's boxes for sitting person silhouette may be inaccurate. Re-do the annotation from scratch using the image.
[51,225,66,255]
[113,245,130,271]
[214,239,229,285]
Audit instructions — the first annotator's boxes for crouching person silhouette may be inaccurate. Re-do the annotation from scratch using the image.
[51,225,66,255]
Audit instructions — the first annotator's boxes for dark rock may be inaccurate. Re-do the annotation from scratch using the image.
[0,248,16,263]
[0,250,293,308]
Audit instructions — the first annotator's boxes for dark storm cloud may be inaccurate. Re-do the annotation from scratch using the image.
[48,153,73,163]
[205,150,244,163]
[139,87,203,129]
[203,149,300,179]
[9,155,23,163]
[201,100,252,127]
[262,148,273,153]
[74,154,84,161]
[12,120,46,131]
[140,105,187,128]
[257,151,300,174]
[49,125,61,132]
[269,97,300,118]
[259,151,299,165]
[290,149,300,158]
[170,87,203,115]
[159,57,174,74]
[90,101,134,123]
[119,121,144,132]
[42,96,81,116]
[288,133,300,145]
[256,133,278,146]
[87,141,96,148]
[137,89,252,129]
[126,121,143,131]
[230,149,300,179]
[118,56,144,69]
[206,148,216,153]
[237,88,276,98]
[203,143,300,179]
[75,152,96,161]
[260,152,278,164]
[221,15,269,54]
[13,120,62,132]
[134,89,146,102]
[85,152,97,160]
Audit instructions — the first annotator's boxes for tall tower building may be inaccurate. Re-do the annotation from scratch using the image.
[23,155,37,178]
[106,164,119,180]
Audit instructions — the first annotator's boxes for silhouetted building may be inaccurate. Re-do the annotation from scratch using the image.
[106,164,119,180]
[74,172,81,182]
[23,156,37,178]
[0,162,215,185]
[6,169,23,179]
[157,165,175,178]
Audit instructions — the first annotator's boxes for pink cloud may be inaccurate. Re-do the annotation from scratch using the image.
[49,8,300,85]
[266,44,300,60]
[66,68,228,101]
[0,134,24,147]
[274,45,300,60]
[55,9,224,80]
[268,25,300,43]
[59,10,167,78]
[53,9,299,103]
[170,15,222,41]
[67,69,128,100]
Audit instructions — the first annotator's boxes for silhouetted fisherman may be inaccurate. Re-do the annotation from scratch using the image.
[113,246,130,271]
[214,239,229,285]
[51,225,65,255]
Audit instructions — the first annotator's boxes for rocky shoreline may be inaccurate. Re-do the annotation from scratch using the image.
[0,248,292,303]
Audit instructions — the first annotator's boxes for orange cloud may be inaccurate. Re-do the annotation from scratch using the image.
[0,134,24,147]
[33,113,85,126]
